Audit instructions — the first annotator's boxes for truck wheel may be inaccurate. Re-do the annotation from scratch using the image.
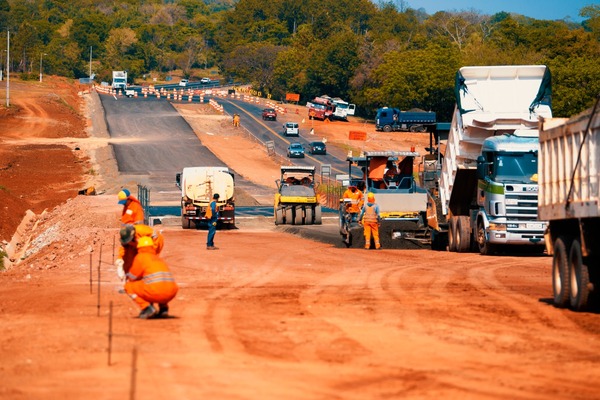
[569,240,591,311]
[275,208,284,225]
[285,208,293,225]
[181,215,191,229]
[448,217,457,252]
[383,125,392,133]
[477,220,495,255]
[410,125,426,133]
[456,216,471,253]
[305,207,313,225]
[552,237,570,308]
[294,206,304,225]
[314,205,322,225]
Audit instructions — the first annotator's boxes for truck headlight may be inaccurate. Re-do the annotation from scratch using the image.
[488,223,506,231]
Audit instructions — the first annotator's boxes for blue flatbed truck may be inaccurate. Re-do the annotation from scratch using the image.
[375,107,436,132]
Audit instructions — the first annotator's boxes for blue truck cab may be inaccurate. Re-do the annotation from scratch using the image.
[375,107,436,132]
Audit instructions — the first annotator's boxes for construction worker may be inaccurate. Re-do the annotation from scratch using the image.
[233,113,240,127]
[343,185,364,222]
[124,236,178,319]
[115,224,164,280]
[117,188,144,225]
[206,193,219,250]
[359,192,381,250]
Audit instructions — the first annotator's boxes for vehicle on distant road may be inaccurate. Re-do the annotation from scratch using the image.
[179,79,188,87]
[287,143,305,158]
[262,108,277,121]
[308,141,327,155]
[283,122,299,136]
[200,77,211,84]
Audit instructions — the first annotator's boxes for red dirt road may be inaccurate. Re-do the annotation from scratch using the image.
[1,78,600,399]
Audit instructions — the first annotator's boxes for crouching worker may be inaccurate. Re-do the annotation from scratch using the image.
[124,236,178,319]
[115,224,164,280]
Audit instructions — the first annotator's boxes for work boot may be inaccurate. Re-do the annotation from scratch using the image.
[138,305,157,319]
[207,246,219,250]
[157,304,169,318]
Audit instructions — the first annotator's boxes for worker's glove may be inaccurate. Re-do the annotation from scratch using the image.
[115,259,125,281]
[212,222,217,227]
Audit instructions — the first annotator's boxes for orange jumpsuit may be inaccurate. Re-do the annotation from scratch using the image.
[360,202,381,249]
[343,188,364,214]
[121,196,145,225]
[118,224,164,273]
[124,246,178,310]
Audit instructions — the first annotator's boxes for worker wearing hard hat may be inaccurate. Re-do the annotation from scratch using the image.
[117,188,145,225]
[358,192,382,250]
[342,185,364,222]
[206,193,220,250]
[123,236,179,319]
[115,224,164,281]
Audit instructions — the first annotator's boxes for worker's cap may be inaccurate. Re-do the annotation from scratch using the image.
[137,236,154,249]
[367,192,375,201]
[117,188,131,205]
[213,193,220,199]
[119,224,135,245]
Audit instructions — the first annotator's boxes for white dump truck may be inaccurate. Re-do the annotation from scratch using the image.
[428,65,553,254]
[539,96,600,311]
[112,70,127,91]
[176,166,235,229]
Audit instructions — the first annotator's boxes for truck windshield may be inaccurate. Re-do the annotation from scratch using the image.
[493,152,538,183]
[335,103,348,109]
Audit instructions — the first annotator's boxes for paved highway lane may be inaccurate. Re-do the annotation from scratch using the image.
[98,93,273,205]
[220,98,353,177]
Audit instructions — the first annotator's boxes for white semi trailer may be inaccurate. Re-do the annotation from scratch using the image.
[428,65,553,254]
[539,96,600,311]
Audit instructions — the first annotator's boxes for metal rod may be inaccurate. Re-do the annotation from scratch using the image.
[97,243,102,317]
[89,252,93,294]
[130,346,138,400]
[108,301,113,366]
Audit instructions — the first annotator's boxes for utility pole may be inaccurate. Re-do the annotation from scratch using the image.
[39,52,47,82]
[89,46,92,78]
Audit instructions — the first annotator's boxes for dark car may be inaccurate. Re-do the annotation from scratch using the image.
[308,141,327,155]
[262,108,277,121]
[287,143,305,158]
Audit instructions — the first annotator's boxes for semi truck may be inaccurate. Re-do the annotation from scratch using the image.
[274,166,322,225]
[176,166,235,229]
[339,151,430,249]
[375,107,436,132]
[112,71,127,90]
[428,65,553,254]
[538,96,600,311]
[307,97,335,121]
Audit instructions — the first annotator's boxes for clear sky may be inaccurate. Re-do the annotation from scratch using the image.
[406,0,593,22]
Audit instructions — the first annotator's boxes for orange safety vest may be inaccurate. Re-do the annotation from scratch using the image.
[121,197,145,225]
[362,204,379,223]
[343,189,363,213]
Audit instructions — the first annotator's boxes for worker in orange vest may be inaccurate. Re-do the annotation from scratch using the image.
[115,224,164,280]
[359,192,382,250]
[124,236,179,319]
[118,188,145,225]
[342,185,364,222]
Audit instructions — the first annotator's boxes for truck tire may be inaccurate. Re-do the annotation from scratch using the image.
[456,216,471,253]
[410,124,426,133]
[305,207,313,225]
[383,125,392,133]
[477,220,496,255]
[294,206,303,225]
[448,217,457,252]
[275,208,284,225]
[285,207,293,225]
[552,237,570,308]
[181,215,191,229]
[569,240,590,311]
[314,205,322,225]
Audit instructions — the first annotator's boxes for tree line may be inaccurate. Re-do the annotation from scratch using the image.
[0,0,599,120]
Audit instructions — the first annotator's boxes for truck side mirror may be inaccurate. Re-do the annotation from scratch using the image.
[476,156,488,180]
[175,173,181,188]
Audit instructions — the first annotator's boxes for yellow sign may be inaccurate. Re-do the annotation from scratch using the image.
[349,131,367,141]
